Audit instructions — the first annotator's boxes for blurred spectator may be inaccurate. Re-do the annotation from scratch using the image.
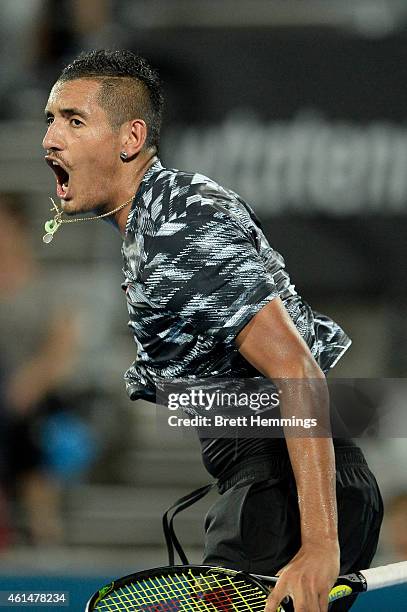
[0,1,121,120]
[384,493,407,562]
[0,1,45,119]
[0,194,80,546]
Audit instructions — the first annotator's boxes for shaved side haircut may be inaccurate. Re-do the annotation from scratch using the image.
[58,49,163,150]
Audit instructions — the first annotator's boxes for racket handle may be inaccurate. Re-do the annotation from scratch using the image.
[361,560,407,591]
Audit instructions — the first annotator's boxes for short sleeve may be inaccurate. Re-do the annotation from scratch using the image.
[142,200,279,342]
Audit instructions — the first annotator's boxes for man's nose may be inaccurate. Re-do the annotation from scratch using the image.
[42,123,64,151]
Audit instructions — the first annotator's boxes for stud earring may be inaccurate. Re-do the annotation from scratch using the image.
[120,151,128,160]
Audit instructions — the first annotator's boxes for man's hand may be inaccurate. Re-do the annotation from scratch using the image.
[265,542,340,612]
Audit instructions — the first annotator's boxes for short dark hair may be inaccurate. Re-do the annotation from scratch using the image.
[58,49,163,150]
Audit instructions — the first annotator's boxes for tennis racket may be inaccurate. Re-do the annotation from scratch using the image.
[85,560,407,611]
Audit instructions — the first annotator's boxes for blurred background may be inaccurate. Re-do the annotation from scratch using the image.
[0,0,406,609]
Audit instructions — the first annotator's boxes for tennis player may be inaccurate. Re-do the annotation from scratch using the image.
[42,50,383,611]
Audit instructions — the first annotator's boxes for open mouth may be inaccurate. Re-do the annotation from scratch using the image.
[46,157,70,199]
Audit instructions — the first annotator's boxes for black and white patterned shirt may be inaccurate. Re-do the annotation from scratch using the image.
[121,159,351,404]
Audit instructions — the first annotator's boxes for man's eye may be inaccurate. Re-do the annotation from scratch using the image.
[46,116,54,126]
[70,118,83,127]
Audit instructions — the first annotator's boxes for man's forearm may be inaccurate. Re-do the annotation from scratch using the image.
[279,370,338,545]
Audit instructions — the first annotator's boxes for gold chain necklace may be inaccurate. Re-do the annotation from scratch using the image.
[42,195,134,243]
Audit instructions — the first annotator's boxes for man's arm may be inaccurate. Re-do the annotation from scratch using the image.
[6,310,78,415]
[236,297,339,612]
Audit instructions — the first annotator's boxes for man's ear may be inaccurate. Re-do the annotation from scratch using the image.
[121,119,147,159]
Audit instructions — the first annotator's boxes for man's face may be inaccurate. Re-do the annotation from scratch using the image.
[43,78,122,215]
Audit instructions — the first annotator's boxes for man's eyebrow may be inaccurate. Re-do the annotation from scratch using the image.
[44,107,89,119]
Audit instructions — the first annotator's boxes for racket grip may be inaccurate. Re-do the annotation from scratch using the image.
[361,560,407,591]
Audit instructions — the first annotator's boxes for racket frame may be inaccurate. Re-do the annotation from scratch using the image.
[85,563,373,611]
[85,564,274,611]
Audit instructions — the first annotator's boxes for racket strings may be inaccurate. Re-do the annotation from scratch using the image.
[99,588,267,612]
[98,583,266,612]
[93,570,269,611]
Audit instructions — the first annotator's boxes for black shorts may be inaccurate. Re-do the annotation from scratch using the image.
[203,447,383,611]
